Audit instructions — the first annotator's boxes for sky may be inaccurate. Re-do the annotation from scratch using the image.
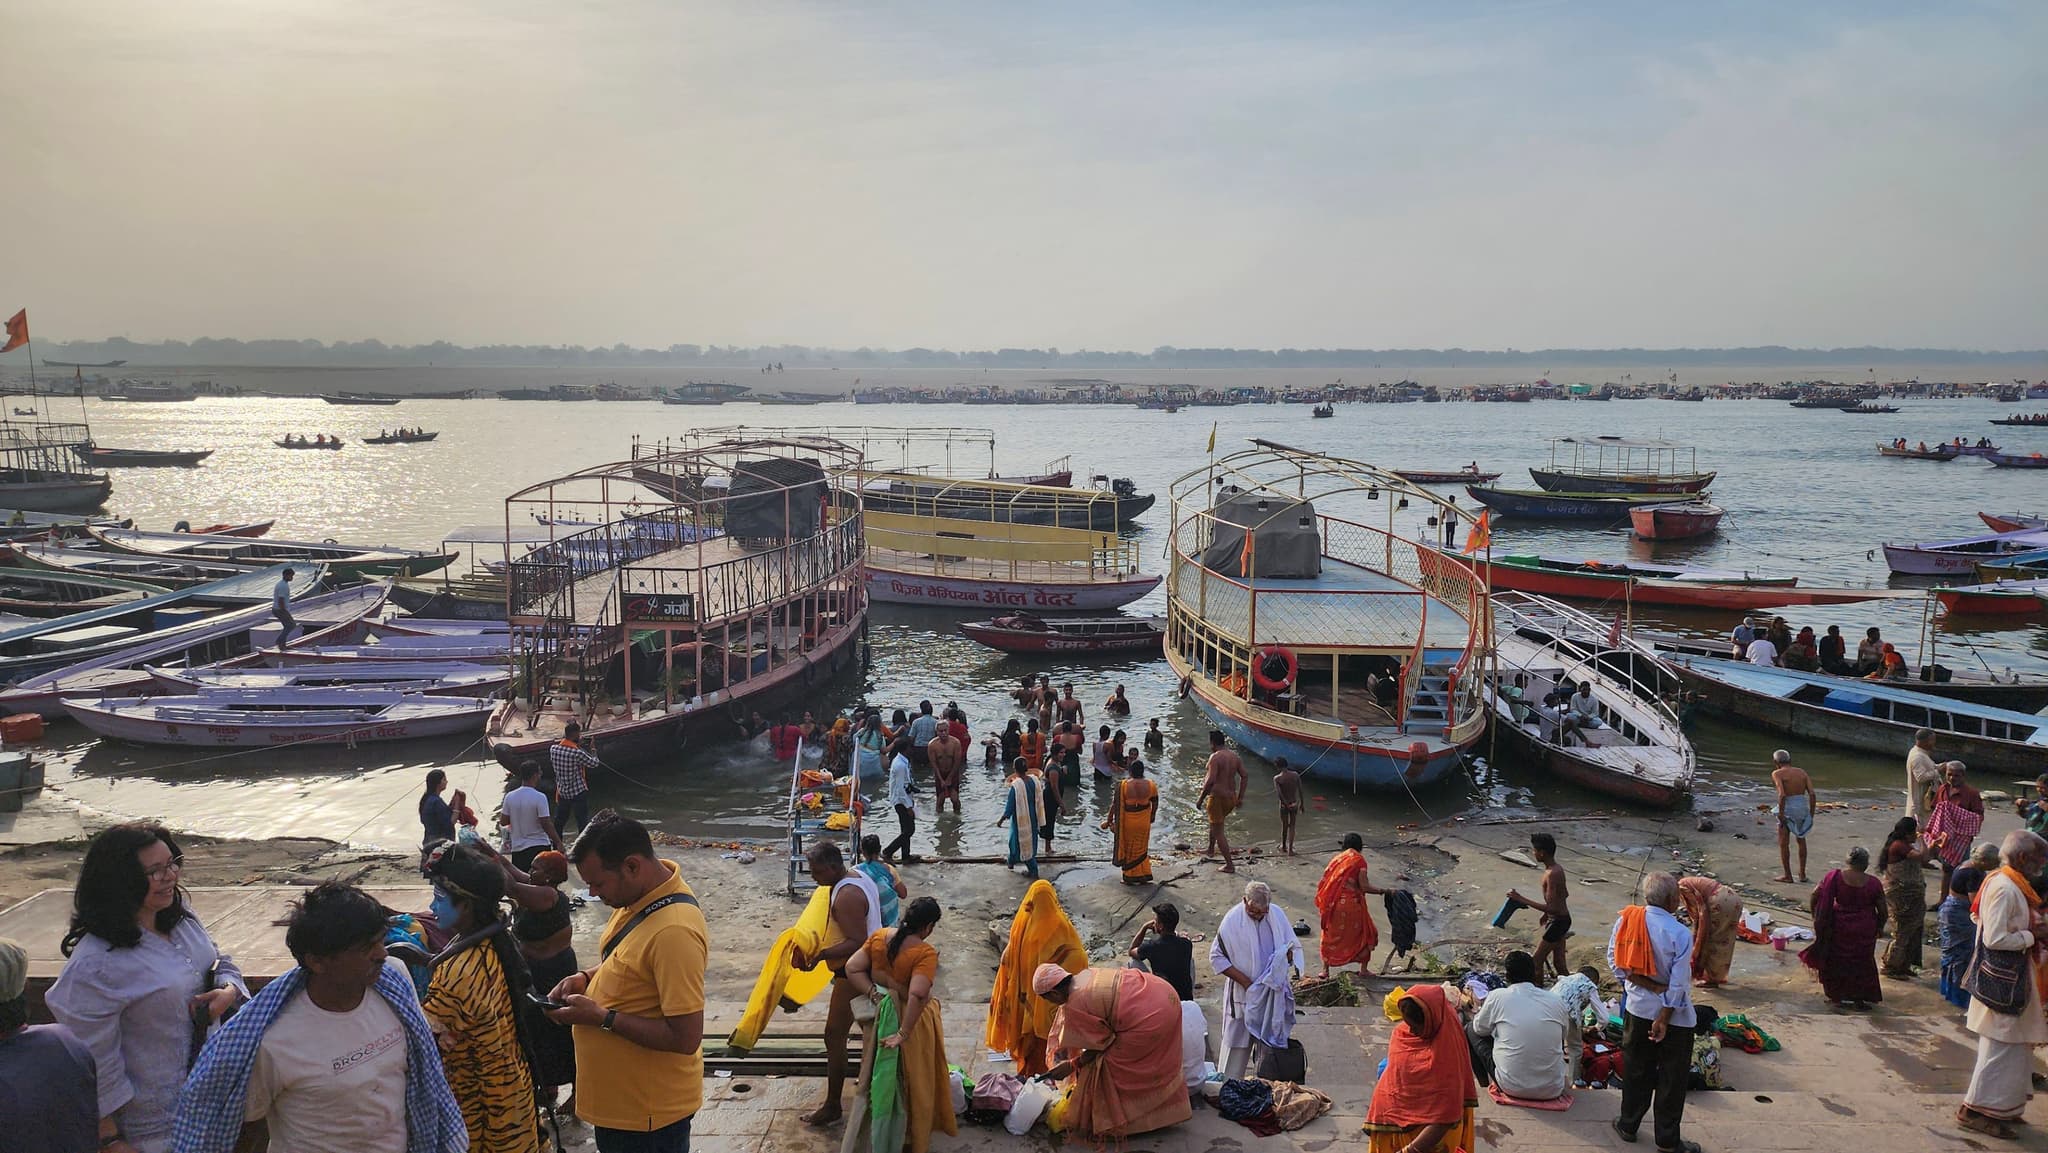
[2,1,2043,351]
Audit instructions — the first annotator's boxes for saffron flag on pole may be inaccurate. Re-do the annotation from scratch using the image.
[1207,421,1217,454]
[1460,510,1491,555]
[1239,528,1254,578]
[1,309,25,353]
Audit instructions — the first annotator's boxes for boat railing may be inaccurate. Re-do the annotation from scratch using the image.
[507,511,729,619]
[619,513,863,625]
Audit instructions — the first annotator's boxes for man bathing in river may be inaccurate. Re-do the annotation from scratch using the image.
[1198,730,1247,873]
[1773,750,1815,883]
[1273,758,1302,855]
[927,718,965,814]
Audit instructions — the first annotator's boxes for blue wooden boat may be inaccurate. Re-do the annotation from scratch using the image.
[1465,486,1683,520]
[1667,656,2048,773]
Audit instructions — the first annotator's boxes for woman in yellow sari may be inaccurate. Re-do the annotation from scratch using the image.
[845,897,955,1153]
[1102,760,1159,883]
[985,879,1087,1075]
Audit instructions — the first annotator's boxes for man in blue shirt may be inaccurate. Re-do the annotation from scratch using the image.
[906,700,939,769]
[0,937,98,1153]
[1606,872,1698,1153]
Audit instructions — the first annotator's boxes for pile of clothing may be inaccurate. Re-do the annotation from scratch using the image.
[1216,1076,1333,1135]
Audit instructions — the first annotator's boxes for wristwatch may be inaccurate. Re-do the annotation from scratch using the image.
[601,1009,618,1032]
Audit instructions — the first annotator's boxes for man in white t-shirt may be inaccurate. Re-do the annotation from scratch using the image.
[1744,636,1780,667]
[498,760,562,870]
[1470,950,1571,1101]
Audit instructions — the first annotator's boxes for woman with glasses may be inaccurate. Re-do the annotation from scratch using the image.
[47,824,247,1153]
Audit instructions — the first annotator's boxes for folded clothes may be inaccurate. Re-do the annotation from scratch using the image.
[1488,1083,1575,1111]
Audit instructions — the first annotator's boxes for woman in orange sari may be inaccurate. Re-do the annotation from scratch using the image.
[1363,983,1477,1153]
[1316,833,1384,978]
[1103,761,1159,883]
[985,879,1087,1076]
[1677,874,1745,986]
[845,897,955,1153]
[1037,964,1194,1139]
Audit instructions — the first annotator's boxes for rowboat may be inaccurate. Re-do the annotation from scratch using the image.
[1933,578,2048,616]
[1628,501,1725,541]
[321,393,402,406]
[7,542,310,592]
[71,445,214,468]
[777,391,844,404]
[1642,635,2048,713]
[1957,443,2004,458]
[1880,527,2048,576]
[1467,553,1903,611]
[1875,442,1959,461]
[184,520,275,537]
[958,614,1164,655]
[1465,487,1691,520]
[0,569,168,617]
[1667,656,2048,774]
[1789,397,1863,409]
[1393,466,1501,484]
[1164,441,1491,790]
[362,431,439,445]
[85,526,456,580]
[1986,451,2048,470]
[1526,436,1715,494]
[0,508,130,542]
[265,634,510,666]
[1979,512,2046,533]
[1311,404,1335,418]
[1487,593,1694,807]
[1840,404,1899,414]
[274,438,344,450]
[63,689,494,747]
[147,660,510,696]
[1989,416,2048,426]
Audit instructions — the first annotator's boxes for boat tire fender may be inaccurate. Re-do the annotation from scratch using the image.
[1252,645,1298,693]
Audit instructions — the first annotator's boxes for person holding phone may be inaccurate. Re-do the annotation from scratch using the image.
[422,842,540,1152]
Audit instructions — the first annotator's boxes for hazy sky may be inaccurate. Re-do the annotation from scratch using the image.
[5,1,2043,350]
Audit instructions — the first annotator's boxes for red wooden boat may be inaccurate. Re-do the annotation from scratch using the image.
[1628,501,1725,541]
[1394,465,1501,484]
[184,520,274,538]
[1933,578,2048,616]
[1468,553,1906,611]
[958,613,1164,654]
[1980,511,2048,533]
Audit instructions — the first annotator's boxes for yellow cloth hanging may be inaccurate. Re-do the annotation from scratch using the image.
[728,886,834,1051]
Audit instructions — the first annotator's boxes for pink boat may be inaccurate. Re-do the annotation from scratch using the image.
[1628,501,1725,541]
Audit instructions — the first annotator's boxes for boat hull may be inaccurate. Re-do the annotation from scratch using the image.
[1527,468,1715,494]
[1934,582,2048,616]
[957,618,1163,655]
[75,447,213,467]
[1491,717,1687,807]
[1628,503,1725,541]
[1394,470,1500,484]
[1883,545,1994,577]
[1465,487,1674,520]
[1980,513,2048,534]
[0,475,113,513]
[866,567,1159,611]
[64,697,492,746]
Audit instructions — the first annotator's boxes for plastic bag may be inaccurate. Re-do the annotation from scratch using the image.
[949,1069,968,1116]
[1045,1084,1076,1133]
[1004,1079,1058,1135]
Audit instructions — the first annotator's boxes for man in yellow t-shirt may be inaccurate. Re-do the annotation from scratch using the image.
[546,811,708,1152]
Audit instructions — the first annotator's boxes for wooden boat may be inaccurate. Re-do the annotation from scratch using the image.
[86,526,456,580]
[1990,416,2048,426]
[1642,635,2048,713]
[63,688,494,747]
[1986,451,2048,470]
[1957,442,2004,458]
[0,422,113,512]
[1933,578,2048,616]
[321,393,401,406]
[1979,512,2046,533]
[72,444,214,468]
[1789,397,1862,409]
[1666,657,2048,774]
[1840,403,1900,414]
[1310,404,1335,418]
[1876,442,1959,461]
[1486,593,1694,807]
[1394,466,1501,484]
[0,508,130,542]
[269,637,509,665]
[185,520,275,537]
[6,542,290,592]
[362,431,439,445]
[274,438,343,450]
[777,391,843,405]
[1881,528,2048,576]
[1525,436,1715,494]
[661,382,753,405]
[958,614,1164,655]
[1628,501,1725,541]
[487,438,869,771]
[0,569,168,617]
[865,512,1159,610]
[1465,487,1686,520]
[148,660,509,696]
[1468,553,1903,610]
[1164,441,1490,790]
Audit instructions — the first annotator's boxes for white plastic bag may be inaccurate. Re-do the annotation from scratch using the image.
[1004,1080,1057,1135]
[949,1070,968,1116]
[1180,1001,1209,1088]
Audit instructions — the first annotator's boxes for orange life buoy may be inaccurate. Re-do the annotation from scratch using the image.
[1252,645,1298,693]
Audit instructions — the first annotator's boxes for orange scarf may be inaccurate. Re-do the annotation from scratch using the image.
[1613,905,1658,978]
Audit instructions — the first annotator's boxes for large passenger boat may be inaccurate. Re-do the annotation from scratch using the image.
[1162,440,1489,790]
[486,437,867,770]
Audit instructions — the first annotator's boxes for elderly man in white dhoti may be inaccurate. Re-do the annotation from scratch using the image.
[1959,829,2048,1140]
[1209,881,1306,1079]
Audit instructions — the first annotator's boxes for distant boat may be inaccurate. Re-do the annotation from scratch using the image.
[321,392,402,406]
[275,438,344,450]
[1986,451,2048,470]
[87,525,456,580]
[362,431,439,445]
[1310,403,1335,418]
[1839,403,1900,414]
[1989,415,2048,426]
[72,443,214,468]
[1875,442,1959,460]
[662,382,753,405]
[777,390,843,404]
[1394,465,1499,484]
[39,359,126,368]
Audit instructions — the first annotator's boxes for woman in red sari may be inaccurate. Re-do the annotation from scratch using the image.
[1036,964,1194,1139]
[1316,833,1385,978]
[1803,846,1888,1009]
[1364,983,1477,1153]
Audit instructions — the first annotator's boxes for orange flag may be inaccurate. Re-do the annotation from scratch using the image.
[1460,510,1491,555]
[1239,529,1254,577]
[1,309,25,353]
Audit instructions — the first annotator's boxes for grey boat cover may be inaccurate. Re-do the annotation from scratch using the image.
[1202,490,1322,578]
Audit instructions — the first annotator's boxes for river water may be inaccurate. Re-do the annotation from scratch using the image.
[23,366,2048,858]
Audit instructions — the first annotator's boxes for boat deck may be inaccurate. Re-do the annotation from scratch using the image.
[1675,657,2048,743]
[1196,558,1471,648]
[562,536,813,626]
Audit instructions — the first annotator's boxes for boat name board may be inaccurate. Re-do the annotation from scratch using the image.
[622,592,698,623]
[881,576,1082,608]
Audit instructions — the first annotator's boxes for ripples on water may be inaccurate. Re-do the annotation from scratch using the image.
[36,375,2048,852]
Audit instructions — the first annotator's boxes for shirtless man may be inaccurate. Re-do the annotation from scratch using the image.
[1273,757,1303,855]
[1057,682,1085,728]
[1771,749,1815,883]
[1508,832,1571,983]
[1144,717,1165,751]
[927,721,966,815]
[1197,730,1247,873]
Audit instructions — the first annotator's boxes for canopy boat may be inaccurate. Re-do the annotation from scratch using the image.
[363,431,439,445]
[1465,487,1691,521]
[1468,553,1902,610]
[958,614,1164,655]
[1164,440,1490,790]
[63,688,493,747]
[0,421,113,512]
[85,525,456,580]
[1979,512,2046,533]
[865,510,1157,610]
[661,382,754,405]
[1526,436,1715,494]
[1642,634,2048,713]
[1986,451,2048,470]
[1666,656,2048,774]
[387,522,554,621]
[1628,501,1725,541]
[321,393,402,406]
[1933,577,2048,617]
[1840,403,1900,414]
[267,634,510,665]
[71,444,214,468]
[1486,593,1694,807]
[1789,396,1863,409]
[1881,527,2048,576]
[148,660,510,696]
[274,438,344,450]
[5,541,299,592]
[1393,466,1500,484]
[0,569,168,617]
[488,437,869,770]
[1875,442,1960,461]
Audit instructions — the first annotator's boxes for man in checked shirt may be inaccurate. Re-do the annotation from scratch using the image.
[551,722,603,836]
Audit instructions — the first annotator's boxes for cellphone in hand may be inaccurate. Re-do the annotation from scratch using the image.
[526,992,568,1011]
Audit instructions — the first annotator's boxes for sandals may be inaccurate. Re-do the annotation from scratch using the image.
[1958,1106,2017,1140]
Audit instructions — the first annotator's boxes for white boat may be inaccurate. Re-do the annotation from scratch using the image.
[267,634,510,665]
[62,688,495,747]
[146,660,510,696]
[1881,527,2048,576]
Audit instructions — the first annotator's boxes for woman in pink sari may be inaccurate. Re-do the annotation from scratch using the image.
[1035,963,1194,1139]
[1803,846,1888,1009]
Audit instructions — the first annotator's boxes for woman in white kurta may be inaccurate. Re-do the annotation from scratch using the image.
[1960,830,2048,1139]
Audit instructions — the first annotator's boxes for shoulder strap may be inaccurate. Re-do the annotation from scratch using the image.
[601,891,699,961]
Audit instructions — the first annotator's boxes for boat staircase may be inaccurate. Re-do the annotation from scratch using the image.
[782,736,861,896]
[1404,661,1457,736]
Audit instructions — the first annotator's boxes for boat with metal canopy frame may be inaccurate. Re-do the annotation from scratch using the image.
[1163,439,1490,791]
[1528,435,1715,494]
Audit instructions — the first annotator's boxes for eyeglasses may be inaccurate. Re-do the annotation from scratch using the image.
[145,858,183,882]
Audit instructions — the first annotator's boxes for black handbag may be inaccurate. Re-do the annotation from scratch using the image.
[1964,936,2031,1015]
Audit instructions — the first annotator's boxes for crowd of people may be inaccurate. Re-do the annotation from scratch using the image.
[1729,615,1917,681]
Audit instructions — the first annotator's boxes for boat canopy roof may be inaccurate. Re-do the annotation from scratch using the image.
[1551,436,1693,450]
[1674,656,2048,740]
[442,524,558,546]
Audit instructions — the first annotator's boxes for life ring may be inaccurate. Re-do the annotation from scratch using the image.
[1252,645,1297,693]
[1177,675,1193,701]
